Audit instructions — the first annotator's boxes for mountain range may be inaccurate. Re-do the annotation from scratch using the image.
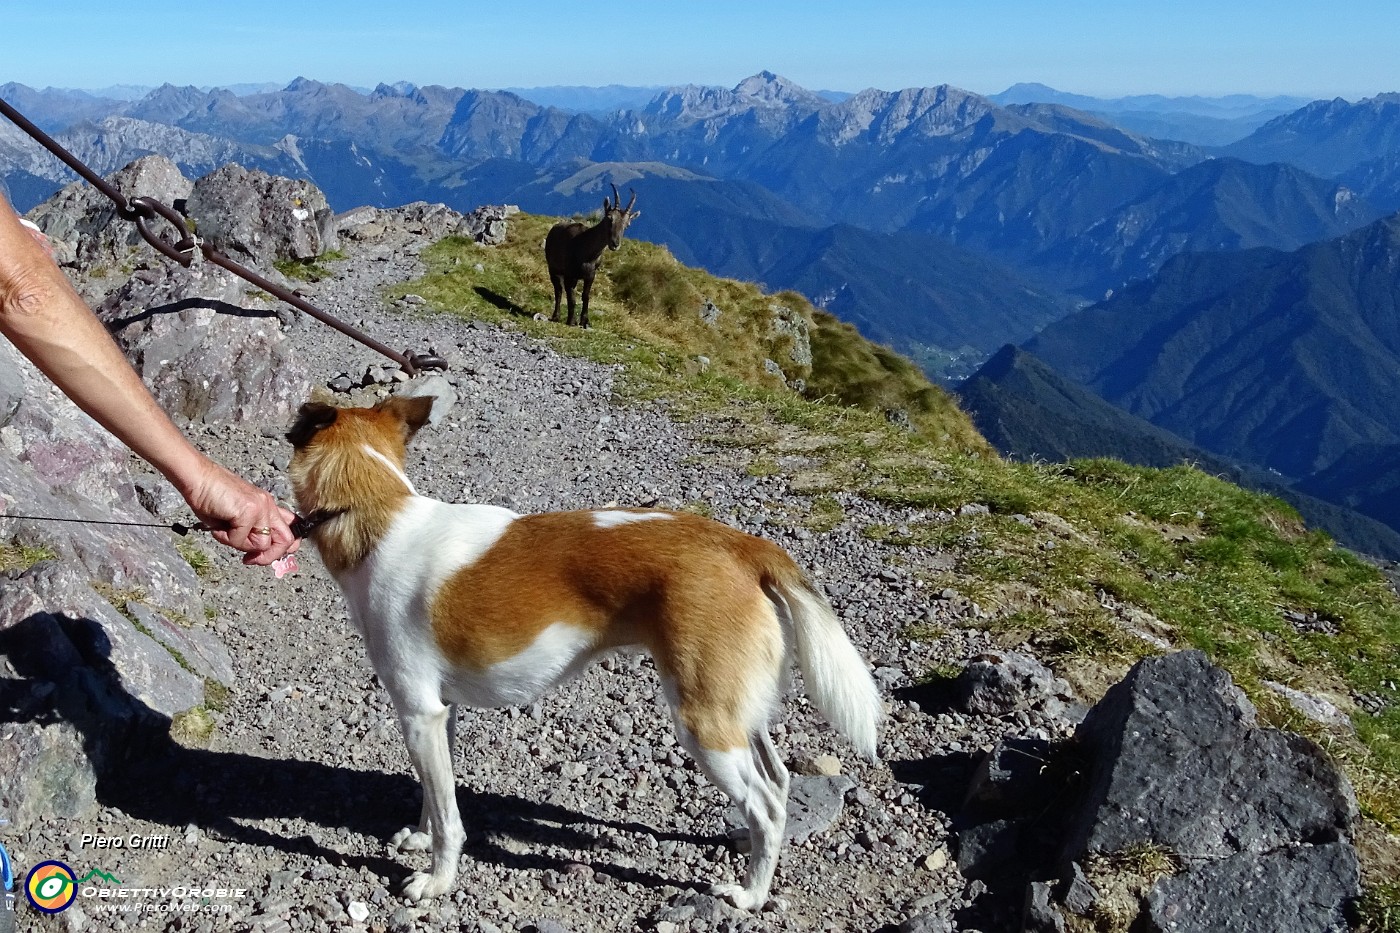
[5,72,1400,549]
[6,74,1386,336]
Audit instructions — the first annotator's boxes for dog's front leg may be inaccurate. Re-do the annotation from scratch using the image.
[397,702,465,902]
[390,703,457,853]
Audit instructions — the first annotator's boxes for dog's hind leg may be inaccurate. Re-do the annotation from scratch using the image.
[678,725,789,910]
[391,702,458,854]
[394,699,466,903]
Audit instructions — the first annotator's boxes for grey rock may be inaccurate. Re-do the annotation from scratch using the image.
[0,564,203,830]
[956,651,1072,716]
[724,774,855,844]
[25,155,193,290]
[1143,842,1358,933]
[96,263,310,426]
[962,736,1053,818]
[124,601,235,685]
[133,473,185,519]
[767,303,812,371]
[1263,680,1352,730]
[1022,881,1065,933]
[898,914,953,933]
[1060,862,1098,916]
[186,163,337,266]
[456,204,518,246]
[699,299,723,326]
[1063,650,1357,863]
[398,374,459,426]
[953,817,1021,880]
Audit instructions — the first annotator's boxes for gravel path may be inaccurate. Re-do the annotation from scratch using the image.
[19,231,1077,933]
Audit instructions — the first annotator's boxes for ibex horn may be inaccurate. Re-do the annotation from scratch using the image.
[610,182,621,210]
[625,188,637,213]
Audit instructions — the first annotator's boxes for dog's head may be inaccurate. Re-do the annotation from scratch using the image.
[287,395,433,452]
[285,395,435,572]
[286,395,433,499]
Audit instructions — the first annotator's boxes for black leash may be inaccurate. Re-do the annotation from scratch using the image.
[2,512,209,536]
[1,510,340,540]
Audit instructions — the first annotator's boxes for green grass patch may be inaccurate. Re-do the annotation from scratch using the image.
[274,249,348,283]
[0,540,56,572]
[176,538,212,576]
[1358,879,1400,933]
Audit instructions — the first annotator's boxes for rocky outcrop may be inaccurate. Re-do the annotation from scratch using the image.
[96,263,310,425]
[185,162,337,266]
[1,339,212,831]
[336,200,465,243]
[1,157,339,832]
[25,154,194,301]
[456,204,518,246]
[946,651,1360,932]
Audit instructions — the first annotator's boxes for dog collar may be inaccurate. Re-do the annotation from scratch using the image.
[290,509,346,540]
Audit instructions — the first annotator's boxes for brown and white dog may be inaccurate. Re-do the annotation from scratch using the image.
[286,396,882,908]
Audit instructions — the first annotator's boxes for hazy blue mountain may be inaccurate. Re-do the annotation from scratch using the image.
[1340,151,1400,213]
[1223,93,1400,177]
[1024,212,1400,482]
[0,82,126,132]
[991,83,1309,117]
[501,84,669,114]
[958,344,1400,558]
[990,84,1309,145]
[1031,157,1381,299]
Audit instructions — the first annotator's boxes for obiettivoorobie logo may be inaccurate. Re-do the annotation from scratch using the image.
[24,860,78,914]
[23,863,122,914]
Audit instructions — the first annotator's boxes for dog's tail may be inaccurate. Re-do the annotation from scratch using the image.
[763,564,883,760]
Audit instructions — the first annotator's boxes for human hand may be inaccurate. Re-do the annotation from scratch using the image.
[179,459,301,566]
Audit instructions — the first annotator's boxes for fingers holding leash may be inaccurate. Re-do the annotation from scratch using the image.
[181,461,302,567]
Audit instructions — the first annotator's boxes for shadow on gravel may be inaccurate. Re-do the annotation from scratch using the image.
[0,612,708,893]
[473,286,533,318]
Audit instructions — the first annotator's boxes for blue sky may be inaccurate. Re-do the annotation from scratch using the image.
[3,0,1396,100]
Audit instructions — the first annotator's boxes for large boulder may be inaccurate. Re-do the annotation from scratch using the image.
[1063,650,1357,863]
[0,341,206,618]
[938,651,1361,933]
[1057,651,1360,933]
[1,340,216,832]
[96,262,310,426]
[185,163,337,266]
[25,155,194,303]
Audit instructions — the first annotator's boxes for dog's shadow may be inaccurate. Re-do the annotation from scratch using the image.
[0,612,710,893]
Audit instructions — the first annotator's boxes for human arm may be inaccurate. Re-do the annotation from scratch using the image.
[0,192,299,565]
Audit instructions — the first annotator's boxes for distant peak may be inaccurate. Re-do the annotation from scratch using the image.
[734,71,813,103]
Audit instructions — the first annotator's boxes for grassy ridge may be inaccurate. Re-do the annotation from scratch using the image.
[389,212,1399,913]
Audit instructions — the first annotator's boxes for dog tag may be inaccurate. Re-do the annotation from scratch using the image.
[272,554,299,579]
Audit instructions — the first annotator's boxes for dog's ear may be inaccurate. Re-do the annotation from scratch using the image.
[287,401,339,448]
[378,394,435,441]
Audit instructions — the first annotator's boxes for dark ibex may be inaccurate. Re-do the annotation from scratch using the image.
[545,183,640,328]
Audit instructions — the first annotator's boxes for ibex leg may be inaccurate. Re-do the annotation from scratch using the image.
[550,276,564,323]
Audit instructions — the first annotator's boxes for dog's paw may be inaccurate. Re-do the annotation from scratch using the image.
[710,882,764,911]
[401,870,451,902]
[390,826,433,852]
